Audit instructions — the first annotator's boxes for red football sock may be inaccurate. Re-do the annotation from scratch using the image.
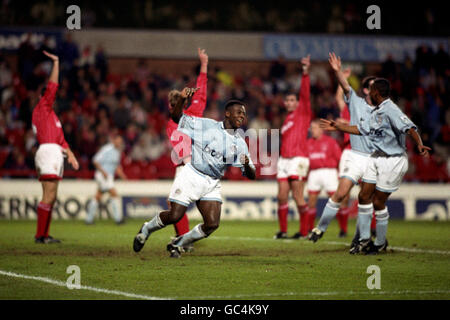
[337,207,350,233]
[370,212,376,232]
[277,204,289,233]
[307,208,317,233]
[297,204,308,233]
[36,202,52,239]
[43,204,54,238]
[174,214,190,236]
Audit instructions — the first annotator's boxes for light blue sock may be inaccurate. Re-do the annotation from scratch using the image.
[317,198,341,232]
[357,203,373,241]
[142,213,165,237]
[110,198,122,223]
[374,208,389,246]
[86,199,98,224]
[175,224,207,247]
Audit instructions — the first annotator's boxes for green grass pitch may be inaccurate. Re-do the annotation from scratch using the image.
[0,219,449,300]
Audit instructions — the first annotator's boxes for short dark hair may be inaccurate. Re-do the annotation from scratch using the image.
[284,92,298,100]
[224,99,246,111]
[372,78,391,98]
[362,76,376,89]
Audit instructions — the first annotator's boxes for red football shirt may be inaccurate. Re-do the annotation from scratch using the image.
[280,74,311,158]
[32,81,69,149]
[340,104,351,150]
[307,134,342,170]
[166,72,207,166]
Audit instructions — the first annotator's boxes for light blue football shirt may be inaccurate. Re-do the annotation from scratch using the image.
[344,88,374,154]
[93,143,121,176]
[357,99,417,156]
[177,113,255,179]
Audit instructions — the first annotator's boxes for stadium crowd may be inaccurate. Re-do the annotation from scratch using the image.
[0,36,449,182]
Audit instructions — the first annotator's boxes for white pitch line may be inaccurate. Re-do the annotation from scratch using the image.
[210,236,450,255]
[0,270,171,300]
[187,289,450,300]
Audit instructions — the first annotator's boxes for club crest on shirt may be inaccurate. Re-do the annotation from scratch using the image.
[376,114,383,125]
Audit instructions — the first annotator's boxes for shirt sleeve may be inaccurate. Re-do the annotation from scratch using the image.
[184,72,207,117]
[93,146,107,163]
[345,87,367,117]
[387,106,417,133]
[39,81,59,111]
[294,74,311,120]
[177,113,197,139]
[233,141,256,175]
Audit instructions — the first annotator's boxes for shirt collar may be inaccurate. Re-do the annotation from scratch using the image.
[375,98,391,111]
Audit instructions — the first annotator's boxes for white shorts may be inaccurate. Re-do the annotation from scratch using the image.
[307,168,339,194]
[95,171,115,192]
[362,154,408,193]
[35,143,64,181]
[277,156,310,181]
[338,149,371,184]
[168,163,222,207]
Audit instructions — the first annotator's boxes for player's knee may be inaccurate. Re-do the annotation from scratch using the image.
[372,198,386,211]
[203,221,219,235]
[358,191,371,204]
[332,191,346,203]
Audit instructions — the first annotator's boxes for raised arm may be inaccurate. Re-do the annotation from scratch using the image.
[335,68,352,111]
[298,55,311,110]
[169,87,198,124]
[329,52,351,98]
[185,48,208,117]
[43,50,59,84]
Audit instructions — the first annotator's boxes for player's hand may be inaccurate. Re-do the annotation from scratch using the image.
[43,50,59,62]
[180,87,199,99]
[301,54,311,74]
[198,48,208,66]
[328,52,341,72]
[240,154,250,166]
[343,67,351,79]
[67,152,79,170]
[417,145,431,157]
[319,118,338,131]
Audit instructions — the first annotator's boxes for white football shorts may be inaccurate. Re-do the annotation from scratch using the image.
[307,168,339,194]
[35,143,64,181]
[277,156,310,181]
[94,171,115,192]
[362,153,408,193]
[338,149,371,184]
[168,163,222,207]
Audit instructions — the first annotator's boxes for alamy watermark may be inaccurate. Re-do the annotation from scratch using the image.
[66,265,81,289]
[366,265,381,290]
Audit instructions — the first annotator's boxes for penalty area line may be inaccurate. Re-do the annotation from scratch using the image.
[0,270,171,300]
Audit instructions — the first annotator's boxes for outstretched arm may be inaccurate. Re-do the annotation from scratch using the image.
[329,52,351,98]
[169,87,198,123]
[186,48,208,117]
[335,68,351,111]
[319,118,361,135]
[298,54,311,106]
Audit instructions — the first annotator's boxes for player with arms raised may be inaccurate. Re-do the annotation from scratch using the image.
[133,90,256,258]
[32,51,79,243]
[275,55,312,239]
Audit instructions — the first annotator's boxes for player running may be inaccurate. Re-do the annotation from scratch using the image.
[275,55,312,239]
[304,119,342,236]
[165,48,209,251]
[85,134,127,225]
[309,54,377,248]
[32,51,79,243]
[320,77,431,254]
[133,90,256,258]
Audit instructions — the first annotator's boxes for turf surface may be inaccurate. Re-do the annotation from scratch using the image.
[0,219,449,300]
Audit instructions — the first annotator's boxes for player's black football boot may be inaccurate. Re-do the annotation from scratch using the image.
[167,237,184,258]
[291,232,308,239]
[133,223,149,253]
[44,236,61,244]
[349,238,360,254]
[338,230,347,238]
[365,239,389,255]
[308,228,323,242]
[274,231,288,239]
[358,238,374,254]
